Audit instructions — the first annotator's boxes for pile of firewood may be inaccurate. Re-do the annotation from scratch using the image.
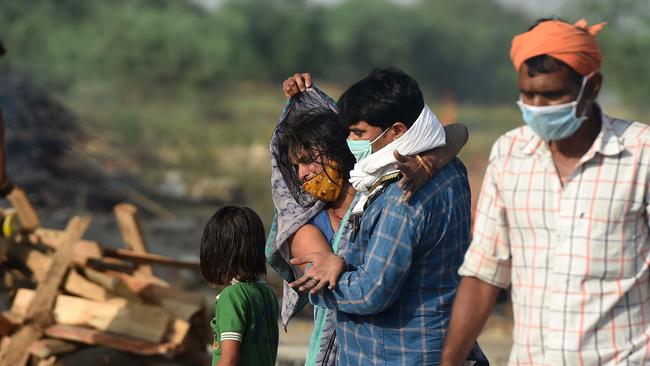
[0,187,210,366]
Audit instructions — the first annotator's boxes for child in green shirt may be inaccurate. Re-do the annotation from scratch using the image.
[200,206,279,366]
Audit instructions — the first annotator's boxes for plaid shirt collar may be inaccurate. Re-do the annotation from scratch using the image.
[521,105,625,161]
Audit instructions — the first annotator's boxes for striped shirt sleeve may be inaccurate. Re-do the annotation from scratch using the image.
[459,141,512,288]
[215,287,247,342]
[220,331,243,342]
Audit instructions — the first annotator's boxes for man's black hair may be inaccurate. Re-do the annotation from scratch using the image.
[0,41,5,58]
[523,18,583,86]
[337,67,424,129]
[280,108,355,184]
[200,205,266,286]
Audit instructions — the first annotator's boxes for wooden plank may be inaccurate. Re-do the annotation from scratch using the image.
[64,270,108,301]
[0,216,91,366]
[83,269,201,321]
[0,324,41,366]
[30,228,102,265]
[103,248,200,269]
[138,284,204,320]
[6,187,40,231]
[13,289,171,343]
[33,356,56,366]
[104,270,168,292]
[166,318,191,346]
[44,325,179,356]
[29,338,78,359]
[7,244,52,283]
[82,267,141,302]
[26,216,92,325]
[0,311,23,337]
[113,203,153,276]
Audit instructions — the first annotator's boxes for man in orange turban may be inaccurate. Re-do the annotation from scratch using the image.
[442,18,650,366]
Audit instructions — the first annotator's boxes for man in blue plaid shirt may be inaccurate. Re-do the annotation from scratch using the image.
[290,69,482,365]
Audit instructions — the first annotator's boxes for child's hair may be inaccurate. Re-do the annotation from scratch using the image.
[200,205,267,286]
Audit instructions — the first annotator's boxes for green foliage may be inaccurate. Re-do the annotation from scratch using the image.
[564,0,650,109]
[0,0,531,102]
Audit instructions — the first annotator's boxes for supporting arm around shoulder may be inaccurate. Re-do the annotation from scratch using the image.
[440,276,501,366]
[395,123,468,202]
[423,123,469,170]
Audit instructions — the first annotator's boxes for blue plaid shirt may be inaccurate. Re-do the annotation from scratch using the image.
[310,159,472,365]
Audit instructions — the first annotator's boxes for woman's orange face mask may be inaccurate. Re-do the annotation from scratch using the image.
[301,161,344,202]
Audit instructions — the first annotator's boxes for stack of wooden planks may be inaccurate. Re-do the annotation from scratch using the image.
[0,187,210,366]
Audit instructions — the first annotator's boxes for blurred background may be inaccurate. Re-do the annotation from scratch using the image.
[1,0,648,363]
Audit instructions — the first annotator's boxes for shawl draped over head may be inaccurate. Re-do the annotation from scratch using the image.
[510,18,607,76]
[265,87,338,327]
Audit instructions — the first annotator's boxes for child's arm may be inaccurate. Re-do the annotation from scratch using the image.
[217,340,241,366]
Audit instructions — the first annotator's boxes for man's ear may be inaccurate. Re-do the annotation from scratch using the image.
[579,72,602,116]
[391,122,408,140]
[586,72,603,101]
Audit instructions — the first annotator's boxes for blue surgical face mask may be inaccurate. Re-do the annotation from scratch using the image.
[517,75,590,141]
[346,127,390,163]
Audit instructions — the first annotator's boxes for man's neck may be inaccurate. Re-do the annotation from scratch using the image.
[548,104,602,185]
[549,104,602,159]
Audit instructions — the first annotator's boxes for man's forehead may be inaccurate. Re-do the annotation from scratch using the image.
[348,120,374,131]
[518,64,577,91]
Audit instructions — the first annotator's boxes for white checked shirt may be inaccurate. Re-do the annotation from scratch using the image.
[460,109,650,366]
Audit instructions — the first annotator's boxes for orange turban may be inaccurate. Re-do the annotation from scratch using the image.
[510,19,607,76]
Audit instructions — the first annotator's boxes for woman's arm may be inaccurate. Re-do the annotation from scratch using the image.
[289,224,332,273]
[424,123,469,170]
[395,123,469,201]
[217,340,241,366]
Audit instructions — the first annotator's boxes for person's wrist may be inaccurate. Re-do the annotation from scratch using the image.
[416,154,434,177]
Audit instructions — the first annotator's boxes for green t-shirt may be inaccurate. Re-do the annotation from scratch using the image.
[211,281,279,366]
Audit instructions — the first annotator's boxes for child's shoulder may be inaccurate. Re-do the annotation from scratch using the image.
[218,281,275,302]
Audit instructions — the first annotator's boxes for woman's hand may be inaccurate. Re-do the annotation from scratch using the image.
[289,252,345,294]
[282,73,312,97]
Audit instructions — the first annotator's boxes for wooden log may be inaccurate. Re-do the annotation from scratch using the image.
[100,271,203,318]
[44,325,179,356]
[86,257,134,274]
[0,311,22,337]
[104,270,168,291]
[26,216,92,325]
[30,228,102,265]
[0,216,91,366]
[113,204,153,276]
[137,284,204,320]
[64,270,108,301]
[7,244,52,283]
[33,355,56,366]
[82,268,141,303]
[6,187,40,231]
[13,289,171,343]
[0,325,42,366]
[29,338,77,359]
[103,248,200,269]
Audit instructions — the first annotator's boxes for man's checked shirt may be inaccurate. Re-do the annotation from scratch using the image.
[311,159,472,365]
[460,109,650,365]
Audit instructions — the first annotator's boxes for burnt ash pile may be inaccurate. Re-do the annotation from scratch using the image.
[0,71,130,212]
